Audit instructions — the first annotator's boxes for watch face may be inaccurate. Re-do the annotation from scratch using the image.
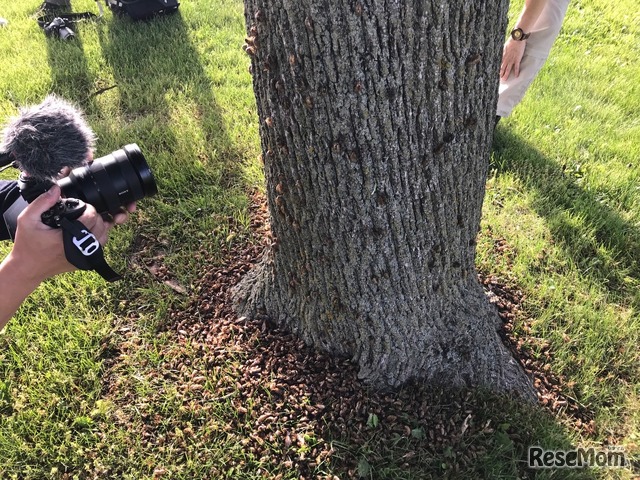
[512,28,523,40]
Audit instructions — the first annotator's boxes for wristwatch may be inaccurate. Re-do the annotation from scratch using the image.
[510,27,530,41]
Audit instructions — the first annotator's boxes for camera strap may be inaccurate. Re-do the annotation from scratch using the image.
[60,217,122,282]
[36,1,103,31]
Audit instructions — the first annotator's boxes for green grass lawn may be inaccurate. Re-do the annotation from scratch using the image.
[0,0,638,478]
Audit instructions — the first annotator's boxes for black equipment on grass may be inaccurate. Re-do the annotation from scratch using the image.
[36,0,179,40]
[105,0,180,20]
[43,16,76,39]
[37,1,103,40]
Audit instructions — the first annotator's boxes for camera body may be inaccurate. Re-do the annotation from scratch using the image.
[40,198,87,228]
[3,143,157,238]
[43,17,75,40]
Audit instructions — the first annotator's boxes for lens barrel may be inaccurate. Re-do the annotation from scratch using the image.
[57,144,157,215]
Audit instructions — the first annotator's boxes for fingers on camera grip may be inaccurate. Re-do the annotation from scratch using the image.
[40,198,86,228]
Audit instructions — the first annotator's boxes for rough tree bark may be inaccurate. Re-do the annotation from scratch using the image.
[233,0,535,399]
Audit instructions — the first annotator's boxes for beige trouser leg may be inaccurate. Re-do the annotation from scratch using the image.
[497,0,571,117]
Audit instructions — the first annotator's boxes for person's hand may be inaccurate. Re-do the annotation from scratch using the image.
[0,185,135,328]
[10,185,122,282]
[500,38,527,81]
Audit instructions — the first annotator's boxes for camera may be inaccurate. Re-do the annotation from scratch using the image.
[43,17,75,40]
[5,143,157,234]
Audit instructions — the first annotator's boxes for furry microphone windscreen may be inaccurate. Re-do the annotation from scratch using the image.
[0,95,96,181]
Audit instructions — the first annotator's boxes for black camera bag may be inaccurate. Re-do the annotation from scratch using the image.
[105,0,180,20]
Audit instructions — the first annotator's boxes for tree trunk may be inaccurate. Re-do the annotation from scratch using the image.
[234,0,535,399]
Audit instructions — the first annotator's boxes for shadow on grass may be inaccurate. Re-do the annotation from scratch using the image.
[40,8,248,194]
[39,10,253,302]
[491,126,640,301]
[39,3,109,112]
[98,11,244,183]
[88,11,259,319]
[45,33,94,102]
[40,28,89,115]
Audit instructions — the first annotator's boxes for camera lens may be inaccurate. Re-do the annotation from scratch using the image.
[57,143,157,215]
[58,25,75,40]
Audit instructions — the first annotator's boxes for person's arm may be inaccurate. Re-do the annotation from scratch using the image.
[0,185,132,329]
[0,251,43,330]
[500,0,547,81]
